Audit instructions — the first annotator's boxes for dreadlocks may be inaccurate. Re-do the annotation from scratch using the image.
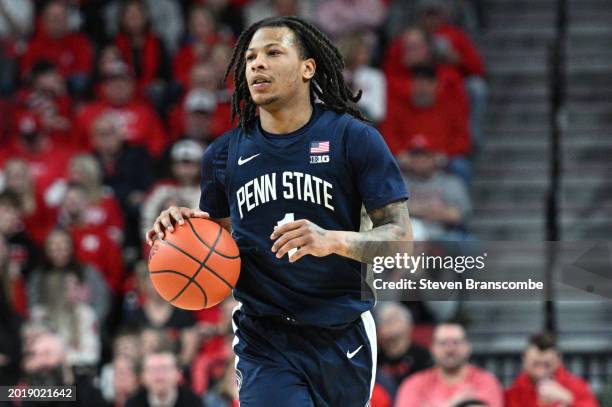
[224,16,368,130]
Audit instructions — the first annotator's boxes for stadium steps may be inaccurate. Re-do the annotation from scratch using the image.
[557,0,612,356]
[464,0,554,357]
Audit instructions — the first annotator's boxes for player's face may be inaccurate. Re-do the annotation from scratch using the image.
[245,27,315,108]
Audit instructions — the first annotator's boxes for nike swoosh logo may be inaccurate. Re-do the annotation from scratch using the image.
[346,345,363,359]
[238,153,260,166]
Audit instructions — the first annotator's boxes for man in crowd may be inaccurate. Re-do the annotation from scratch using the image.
[377,302,432,395]
[505,332,600,407]
[125,347,202,407]
[401,135,472,240]
[75,61,168,158]
[20,0,93,96]
[395,322,503,407]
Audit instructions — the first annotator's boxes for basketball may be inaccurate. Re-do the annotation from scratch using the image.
[147,218,240,310]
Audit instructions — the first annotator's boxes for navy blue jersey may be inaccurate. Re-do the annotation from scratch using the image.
[199,105,408,327]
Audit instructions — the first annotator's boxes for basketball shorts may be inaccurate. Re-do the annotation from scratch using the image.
[232,306,377,407]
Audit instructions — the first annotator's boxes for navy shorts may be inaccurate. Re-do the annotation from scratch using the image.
[232,306,377,407]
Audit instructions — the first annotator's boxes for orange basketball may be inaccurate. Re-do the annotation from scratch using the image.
[147,218,240,310]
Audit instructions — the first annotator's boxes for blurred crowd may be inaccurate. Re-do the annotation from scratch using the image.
[1,0,603,406]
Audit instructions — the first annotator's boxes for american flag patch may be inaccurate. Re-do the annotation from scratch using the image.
[310,141,330,154]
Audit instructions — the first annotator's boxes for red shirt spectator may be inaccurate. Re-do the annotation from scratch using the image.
[114,0,169,93]
[75,61,168,157]
[505,332,600,407]
[20,1,93,81]
[432,23,485,77]
[0,111,77,203]
[58,183,124,293]
[506,367,600,407]
[419,3,485,78]
[173,5,225,88]
[169,62,234,140]
[380,65,470,157]
[68,153,126,244]
[69,223,124,293]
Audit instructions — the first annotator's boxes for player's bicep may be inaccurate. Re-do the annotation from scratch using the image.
[347,125,409,212]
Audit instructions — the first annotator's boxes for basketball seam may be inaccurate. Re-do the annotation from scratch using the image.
[160,237,235,289]
[149,269,209,307]
[185,218,240,259]
[164,224,229,307]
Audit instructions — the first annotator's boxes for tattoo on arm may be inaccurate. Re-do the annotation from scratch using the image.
[342,200,412,263]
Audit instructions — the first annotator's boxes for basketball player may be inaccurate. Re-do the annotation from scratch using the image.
[146,16,412,406]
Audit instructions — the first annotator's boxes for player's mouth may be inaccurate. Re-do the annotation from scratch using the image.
[251,75,272,91]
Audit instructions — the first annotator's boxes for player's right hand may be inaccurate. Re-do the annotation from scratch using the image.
[146,206,209,246]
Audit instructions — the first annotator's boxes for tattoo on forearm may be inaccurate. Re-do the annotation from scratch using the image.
[344,200,412,263]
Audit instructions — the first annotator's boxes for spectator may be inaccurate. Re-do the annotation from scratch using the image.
[27,227,111,323]
[395,322,503,407]
[75,60,168,158]
[0,159,54,245]
[21,0,93,96]
[0,257,22,385]
[57,183,124,293]
[337,32,386,123]
[91,44,123,98]
[0,212,28,319]
[505,332,600,407]
[100,328,142,405]
[244,0,312,28]
[29,270,101,367]
[115,0,171,111]
[16,60,74,146]
[68,153,125,245]
[0,109,76,203]
[126,348,203,407]
[0,189,39,282]
[141,140,203,237]
[173,5,222,90]
[316,0,386,39]
[0,0,33,95]
[123,262,199,371]
[202,357,238,407]
[103,355,141,407]
[401,135,472,240]
[104,0,184,54]
[172,61,233,139]
[376,302,432,394]
[168,89,217,145]
[418,0,487,150]
[381,64,472,184]
[90,112,154,249]
[21,331,106,406]
[199,0,245,39]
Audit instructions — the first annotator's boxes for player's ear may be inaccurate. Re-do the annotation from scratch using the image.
[301,58,316,82]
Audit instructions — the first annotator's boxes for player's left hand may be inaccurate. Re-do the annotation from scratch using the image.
[270,219,338,263]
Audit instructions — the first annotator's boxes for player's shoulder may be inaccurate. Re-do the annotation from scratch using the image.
[317,106,380,139]
[204,127,241,161]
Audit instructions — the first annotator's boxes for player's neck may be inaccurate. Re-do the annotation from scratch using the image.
[259,100,313,135]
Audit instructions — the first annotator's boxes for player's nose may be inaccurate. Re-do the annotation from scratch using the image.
[250,54,268,71]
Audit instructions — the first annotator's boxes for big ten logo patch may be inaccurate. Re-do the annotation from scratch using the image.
[310,155,330,164]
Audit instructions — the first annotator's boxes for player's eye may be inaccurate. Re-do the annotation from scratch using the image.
[246,54,255,61]
[268,50,281,56]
